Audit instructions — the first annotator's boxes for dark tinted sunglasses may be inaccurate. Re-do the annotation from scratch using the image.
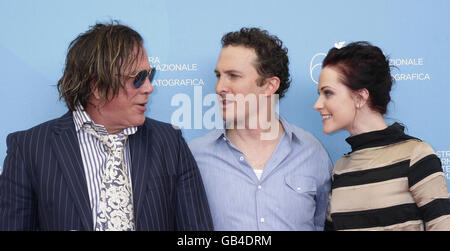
[129,67,156,88]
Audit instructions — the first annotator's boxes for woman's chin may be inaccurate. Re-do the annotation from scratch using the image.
[322,125,337,135]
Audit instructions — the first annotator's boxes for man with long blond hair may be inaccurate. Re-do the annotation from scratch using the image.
[0,22,213,231]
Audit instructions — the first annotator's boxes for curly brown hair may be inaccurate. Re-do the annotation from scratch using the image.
[221,27,291,99]
[57,21,144,111]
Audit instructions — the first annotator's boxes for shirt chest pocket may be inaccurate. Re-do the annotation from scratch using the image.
[285,175,317,197]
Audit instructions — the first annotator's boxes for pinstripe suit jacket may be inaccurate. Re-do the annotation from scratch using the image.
[0,112,213,231]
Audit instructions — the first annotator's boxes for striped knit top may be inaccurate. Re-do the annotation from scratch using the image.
[325,123,450,231]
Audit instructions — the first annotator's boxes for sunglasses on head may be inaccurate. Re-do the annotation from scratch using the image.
[129,67,156,88]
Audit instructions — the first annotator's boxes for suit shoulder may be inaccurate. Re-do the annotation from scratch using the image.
[6,116,66,143]
[142,118,186,146]
[144,117,179,133]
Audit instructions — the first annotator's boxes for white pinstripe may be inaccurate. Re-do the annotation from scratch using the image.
[0,111,213,230]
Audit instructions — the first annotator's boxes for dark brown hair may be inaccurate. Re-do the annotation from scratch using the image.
[221,27,291,99]
[57,21,143,111]
[322,41,393,114]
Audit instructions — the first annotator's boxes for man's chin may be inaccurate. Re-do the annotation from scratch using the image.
[223,116,250,130]
[131,115,147,127]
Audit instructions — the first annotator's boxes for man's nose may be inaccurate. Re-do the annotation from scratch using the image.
[215,76,229,95]
[141,77,154,95]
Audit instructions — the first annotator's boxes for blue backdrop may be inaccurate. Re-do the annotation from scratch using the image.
[0,0,449,192]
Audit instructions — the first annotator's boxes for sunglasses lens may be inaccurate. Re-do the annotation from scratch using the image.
[149,68,156,82]
[134,70,148,88]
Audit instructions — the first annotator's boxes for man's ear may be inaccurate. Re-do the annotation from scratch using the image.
[89,78,101,100]
[263,76,280,96]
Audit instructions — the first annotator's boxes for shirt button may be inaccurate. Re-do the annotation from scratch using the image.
[223,137,227,141]
[239,156,244,161]
[260,218,265,223]
[297,187,302,191]
[258,185,262,189]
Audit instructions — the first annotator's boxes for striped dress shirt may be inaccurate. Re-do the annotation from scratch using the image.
[72,104,137,227]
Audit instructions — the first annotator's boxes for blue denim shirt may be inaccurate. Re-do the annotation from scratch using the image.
[189,117,332,230]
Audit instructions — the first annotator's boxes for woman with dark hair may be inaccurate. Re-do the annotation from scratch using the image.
[314,41,450,231]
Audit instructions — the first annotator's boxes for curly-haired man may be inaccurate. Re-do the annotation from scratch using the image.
[189,27,332,230]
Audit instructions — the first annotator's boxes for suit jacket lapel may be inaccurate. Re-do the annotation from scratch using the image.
[51,112,93,230]
[129,122,151,228]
